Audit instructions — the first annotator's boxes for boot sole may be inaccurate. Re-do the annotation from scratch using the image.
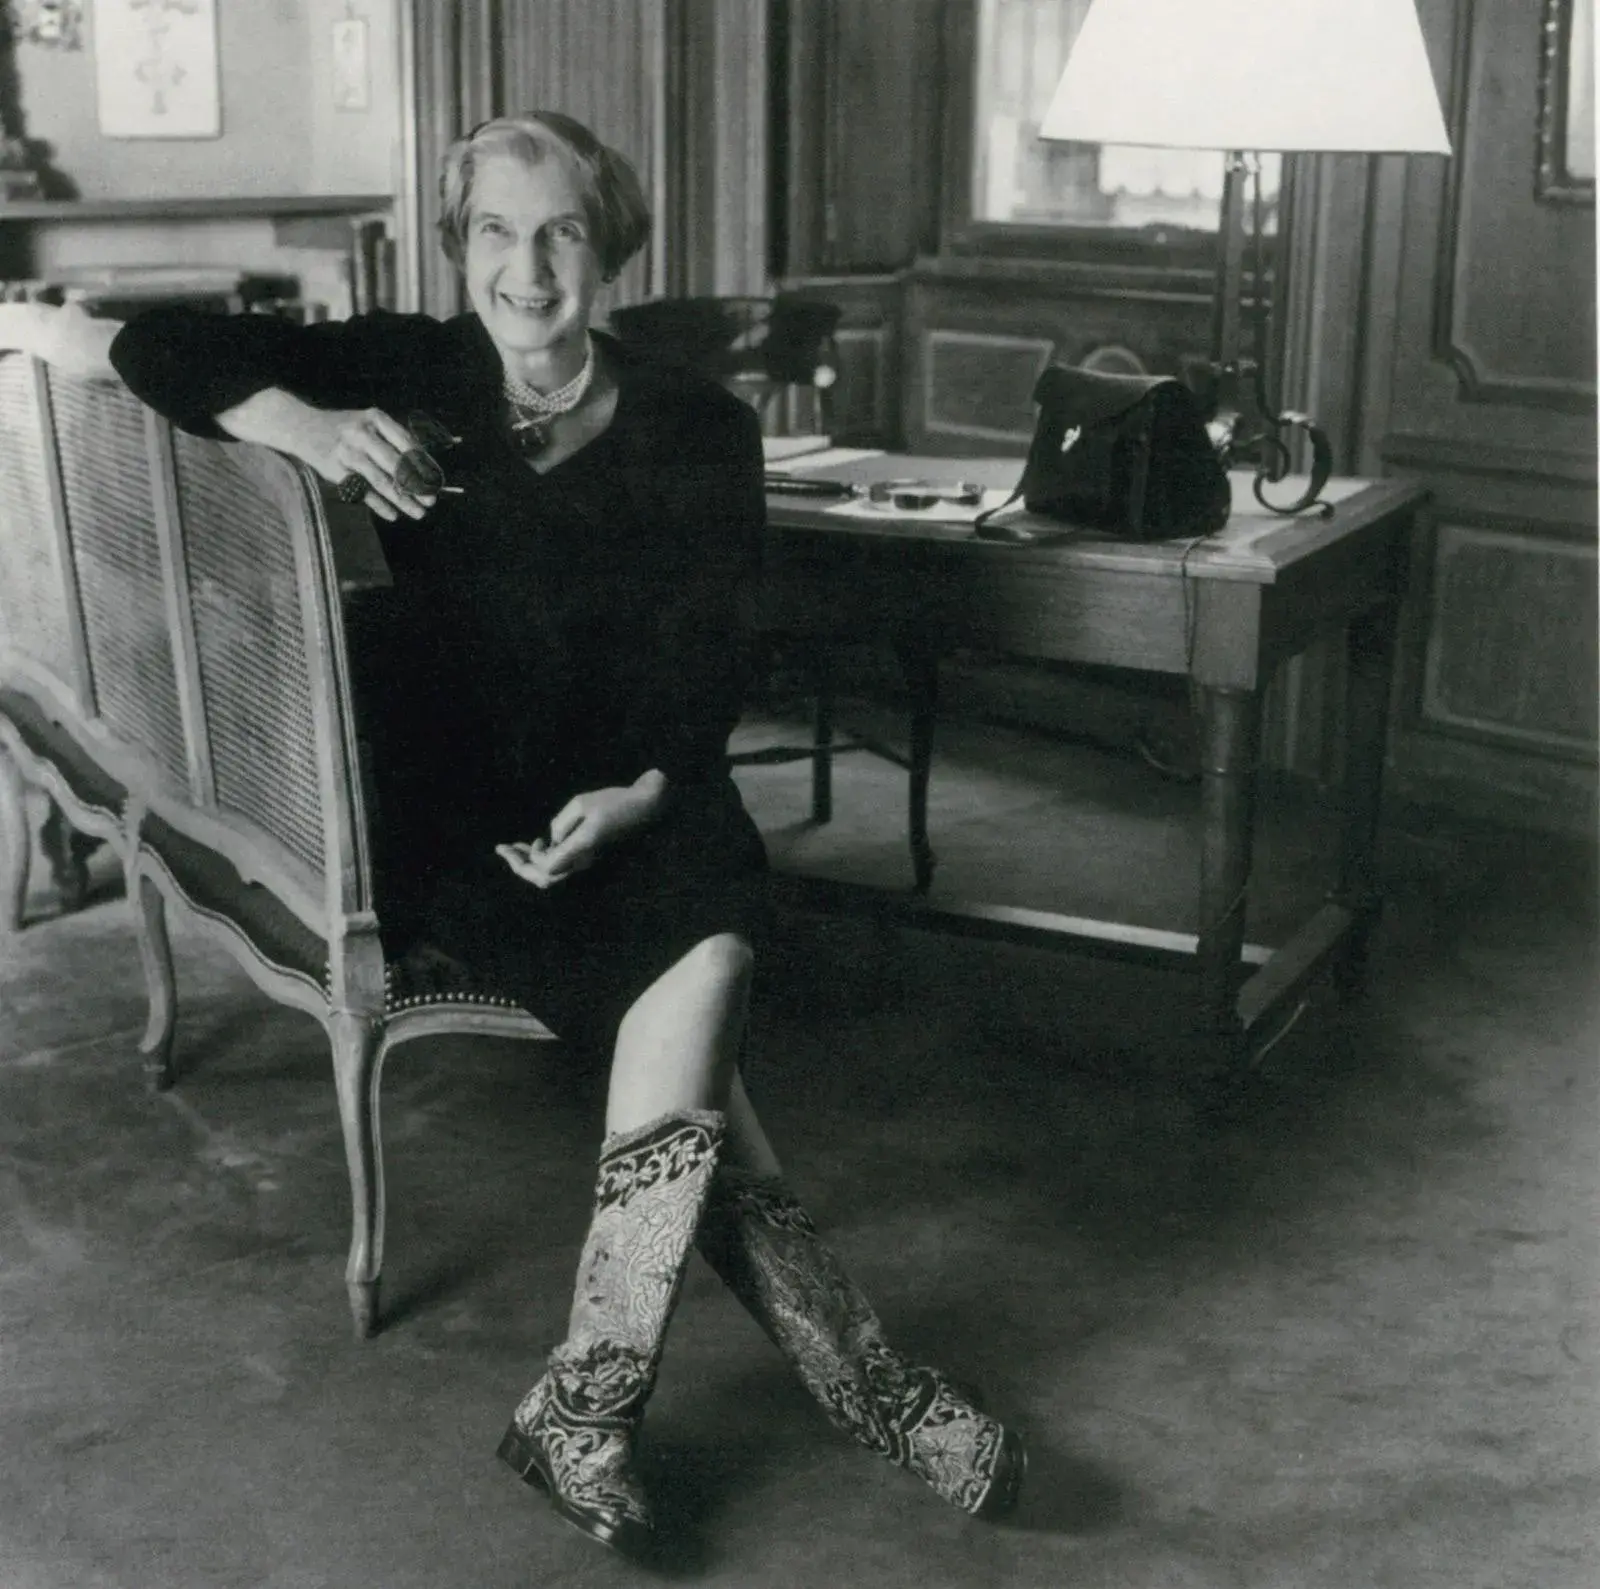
[972,1428,1028,1522]
[496,1421,654,1557]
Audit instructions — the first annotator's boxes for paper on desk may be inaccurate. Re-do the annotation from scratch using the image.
[821,487,1019,526]
[768,446,887,473]
[761,435,835,464]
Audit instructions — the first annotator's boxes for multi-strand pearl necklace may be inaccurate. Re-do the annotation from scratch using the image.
[503,335,596,454]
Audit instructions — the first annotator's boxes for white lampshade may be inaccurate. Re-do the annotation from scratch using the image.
[1039,0,1451,154]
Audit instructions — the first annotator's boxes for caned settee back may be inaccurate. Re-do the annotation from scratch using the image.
[0,351,82,715]
[0,342,373,940]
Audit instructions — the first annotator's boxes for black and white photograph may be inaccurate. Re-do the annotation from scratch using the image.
[0,2,1594,1585]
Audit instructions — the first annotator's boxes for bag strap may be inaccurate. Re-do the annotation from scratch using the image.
[971,476,1025,536]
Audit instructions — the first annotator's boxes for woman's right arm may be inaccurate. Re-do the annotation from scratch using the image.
[110,306,437,520]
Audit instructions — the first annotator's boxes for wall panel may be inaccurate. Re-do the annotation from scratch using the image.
[1358,0,1598,832]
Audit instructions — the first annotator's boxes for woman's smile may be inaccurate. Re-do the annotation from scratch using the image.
[464,150,604,383]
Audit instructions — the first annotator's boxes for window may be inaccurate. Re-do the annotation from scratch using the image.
[970,0,1280,235]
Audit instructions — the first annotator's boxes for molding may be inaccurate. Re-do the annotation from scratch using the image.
[1381,429,1599,485]
[1391,730,1598,836]
[906,250,1216,303]
[394,0,421,313]
[1420,520,1597,759]
[0,197,392,223]
[834,325,890,438]
[1414,501,1598,543]
[1431,0,1597,413]
[921,330,1053,442]
[1537,0,1597,205]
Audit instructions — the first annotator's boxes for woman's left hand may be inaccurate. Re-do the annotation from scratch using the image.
[495,771,668,889]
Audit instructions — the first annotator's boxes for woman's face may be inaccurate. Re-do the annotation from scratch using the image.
[462,149,605,368]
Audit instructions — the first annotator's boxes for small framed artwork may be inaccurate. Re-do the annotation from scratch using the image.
[1537,0,1596,204]
[93,0,221,140]
[331,17,371,113]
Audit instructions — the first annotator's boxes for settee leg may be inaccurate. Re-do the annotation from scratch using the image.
[0,748,31,932]
[330,1011,385,1340]
[135,873,178,1091]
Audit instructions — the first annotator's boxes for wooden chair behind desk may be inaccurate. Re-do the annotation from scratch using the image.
[0,313,555,1339]
[609,294,937,890]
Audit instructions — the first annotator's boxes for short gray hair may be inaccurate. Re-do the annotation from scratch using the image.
[437,111,651,281]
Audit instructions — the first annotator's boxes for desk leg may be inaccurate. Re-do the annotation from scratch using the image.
[1333,599,1400,997]
[810,643,834,825]
[895,635,939,895]
[1195,685,1262,1048]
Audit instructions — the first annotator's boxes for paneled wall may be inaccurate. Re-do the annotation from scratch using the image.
[1359,0,1597,832]
[778,0,1596,833]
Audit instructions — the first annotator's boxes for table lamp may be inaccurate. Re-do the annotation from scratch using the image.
[1039,0,1451,515]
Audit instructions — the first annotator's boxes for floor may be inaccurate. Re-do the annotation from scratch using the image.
[1,707,1595,1588]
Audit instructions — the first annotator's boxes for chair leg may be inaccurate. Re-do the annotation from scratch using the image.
[134,872,178,1091]
[0,747,30,932]
[811,642,834,824]
[329,1011,386,1340]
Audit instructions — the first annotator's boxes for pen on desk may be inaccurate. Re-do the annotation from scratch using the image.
[763,474,859,498]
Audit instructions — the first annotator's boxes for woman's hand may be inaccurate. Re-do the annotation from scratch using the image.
[214,390,436,523]
[495,771,668,890]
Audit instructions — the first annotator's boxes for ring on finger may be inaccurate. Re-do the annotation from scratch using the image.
[336,471,368,504]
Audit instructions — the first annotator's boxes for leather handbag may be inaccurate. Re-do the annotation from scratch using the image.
[975,365,1231,542]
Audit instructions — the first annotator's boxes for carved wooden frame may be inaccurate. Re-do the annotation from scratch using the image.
[1433,0,1596,414]
[1536,0,1595,205]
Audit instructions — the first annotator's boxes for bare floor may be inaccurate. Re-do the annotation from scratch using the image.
[1,709,1595,1587]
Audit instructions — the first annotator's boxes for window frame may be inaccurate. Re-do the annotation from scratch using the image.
[938,0,1229,284]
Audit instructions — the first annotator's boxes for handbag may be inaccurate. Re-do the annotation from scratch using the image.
[975,365,1231,542]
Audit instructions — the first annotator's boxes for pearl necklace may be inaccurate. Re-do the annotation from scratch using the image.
[503,336,596,453]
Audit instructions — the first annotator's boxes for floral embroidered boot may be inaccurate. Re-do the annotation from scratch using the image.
[695,1166,1025,1520]
[497,1109,725,1555]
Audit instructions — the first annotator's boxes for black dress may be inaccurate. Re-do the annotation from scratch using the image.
[110,308,770,1049]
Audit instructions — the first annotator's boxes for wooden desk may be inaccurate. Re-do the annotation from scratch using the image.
[763,458,1429,1069]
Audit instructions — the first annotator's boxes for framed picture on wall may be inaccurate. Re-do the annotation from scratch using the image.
[93,0,222,139]
[331,17,371,113]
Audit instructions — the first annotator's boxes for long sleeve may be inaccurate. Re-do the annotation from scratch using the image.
[623,393,766,788]
[109,306,457,438]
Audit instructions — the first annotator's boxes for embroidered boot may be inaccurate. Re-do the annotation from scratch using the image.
[696,1167,1025,1520]
[497,1109,725,1554]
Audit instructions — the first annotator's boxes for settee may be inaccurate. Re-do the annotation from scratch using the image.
[0,305,553,1338]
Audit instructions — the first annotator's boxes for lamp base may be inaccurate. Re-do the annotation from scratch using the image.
[1209,358,1335,519]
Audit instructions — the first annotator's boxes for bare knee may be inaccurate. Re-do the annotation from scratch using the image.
[679,932,754,1001]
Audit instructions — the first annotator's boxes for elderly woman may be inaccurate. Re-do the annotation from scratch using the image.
[110,111,1023,1554]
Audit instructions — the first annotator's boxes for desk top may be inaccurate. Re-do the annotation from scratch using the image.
[766,456,1427,586]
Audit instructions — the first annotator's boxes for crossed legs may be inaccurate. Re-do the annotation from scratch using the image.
[500,929,1023,1554]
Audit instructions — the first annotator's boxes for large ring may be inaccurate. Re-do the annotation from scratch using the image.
[336,471,367,504]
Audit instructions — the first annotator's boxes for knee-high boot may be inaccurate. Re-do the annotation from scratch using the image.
[696,1166,1025,1519]
[498,1109,725,1554]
